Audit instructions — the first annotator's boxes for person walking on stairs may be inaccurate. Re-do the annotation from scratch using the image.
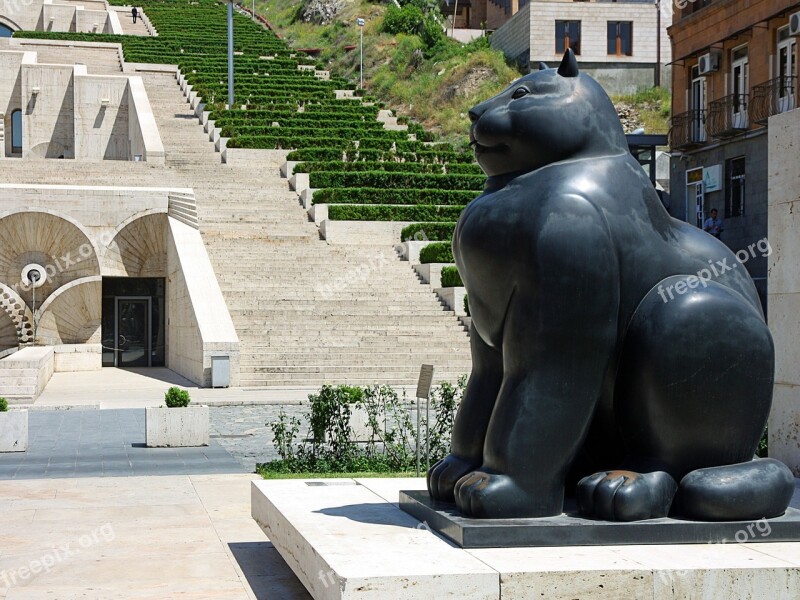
[132,7,138,23]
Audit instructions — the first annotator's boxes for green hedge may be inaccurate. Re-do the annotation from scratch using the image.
[440,266,463,287]
[328,205,465,222]
[313,188,475,206]
[419,242,455,264]
[309,172,485,191]
[400,222,457,241]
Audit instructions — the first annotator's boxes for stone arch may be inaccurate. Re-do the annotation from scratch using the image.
[0,209,101,309]
[0,282,34,345]
[35,277,102,346]
[104,213,167,277]
[0,17,22,35]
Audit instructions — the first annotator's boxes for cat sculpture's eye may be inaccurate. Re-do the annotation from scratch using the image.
[511,87,530,100]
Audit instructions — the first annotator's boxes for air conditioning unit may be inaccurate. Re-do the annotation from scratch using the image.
[789,12,800,37]
[698,50,722,75]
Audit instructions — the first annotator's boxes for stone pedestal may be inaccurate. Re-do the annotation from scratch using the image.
[251,477,800,600]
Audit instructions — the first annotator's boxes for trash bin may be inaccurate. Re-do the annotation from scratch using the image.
[211,355,230,388]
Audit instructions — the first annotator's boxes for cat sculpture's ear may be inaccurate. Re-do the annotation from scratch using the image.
[557,48,579,78]
[538,61,549,71]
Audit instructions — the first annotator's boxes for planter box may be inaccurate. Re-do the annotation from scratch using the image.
[0,410,28,452]
[145,405,209,447]
[435,286,468,316]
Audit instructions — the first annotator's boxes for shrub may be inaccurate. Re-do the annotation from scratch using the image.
[165,387,191,408]
[328,204,465,222]
[260,378,467,475]
[382,5,425,37]
[313,188,475,206]
[401,222,456,241]
[464,294,470,316]
[0,398,7,412]
[440,266,463,287]
[419,242,454,264]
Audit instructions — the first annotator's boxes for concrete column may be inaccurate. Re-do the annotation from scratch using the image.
[767,107,800,475]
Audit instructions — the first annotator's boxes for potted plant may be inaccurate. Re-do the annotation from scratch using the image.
[0,397,28,452]
[145,387,209,447]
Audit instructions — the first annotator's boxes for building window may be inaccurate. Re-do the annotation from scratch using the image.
[725,157,745,218]
[607,22,633,56]
[556,21,581,56]
[10,110,22,154]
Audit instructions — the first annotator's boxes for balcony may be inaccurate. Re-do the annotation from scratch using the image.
[669,110,707,151]
[750,76,797,125]
[707,94,750,139]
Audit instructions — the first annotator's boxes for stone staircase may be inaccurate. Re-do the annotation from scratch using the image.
[117,10,151,36]
[0,63,472,387]
[17,42,122,73]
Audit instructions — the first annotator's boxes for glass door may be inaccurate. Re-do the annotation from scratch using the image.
[691,66,706,142]
[778,26,796,113]
[731,46,749,128]
[115,297,151,367]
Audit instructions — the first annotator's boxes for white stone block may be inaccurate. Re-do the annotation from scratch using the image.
[395,241,435,262]
[0,410,28,452]
[435,286,467,316]
[251,479,498,600]
[145,405,209,447]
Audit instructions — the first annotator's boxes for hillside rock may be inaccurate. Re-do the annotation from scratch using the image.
[299,0,346,25]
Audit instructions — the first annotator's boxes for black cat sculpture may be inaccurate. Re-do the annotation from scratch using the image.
[427,49,795,521]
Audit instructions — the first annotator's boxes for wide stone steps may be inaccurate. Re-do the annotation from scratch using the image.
[134,71,471,387]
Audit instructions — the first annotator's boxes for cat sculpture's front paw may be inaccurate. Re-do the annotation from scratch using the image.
[577,470,678,521]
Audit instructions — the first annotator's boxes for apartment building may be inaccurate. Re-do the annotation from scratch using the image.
[441,0,670,94]
[667,0,799,307]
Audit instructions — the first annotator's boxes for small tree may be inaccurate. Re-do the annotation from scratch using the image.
[164,387,191,408]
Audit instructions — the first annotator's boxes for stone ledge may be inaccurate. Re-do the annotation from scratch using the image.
[252,477,800,600]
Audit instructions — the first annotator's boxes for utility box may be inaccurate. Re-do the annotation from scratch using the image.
[211,355,230,388]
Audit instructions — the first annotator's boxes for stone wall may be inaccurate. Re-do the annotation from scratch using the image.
[767,107,800,475]
[490,4,530,68]
[73,73,130,161]
[22,58,75,158]
[166,218,240,387]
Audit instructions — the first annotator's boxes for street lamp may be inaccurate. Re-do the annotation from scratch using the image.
[227,0,235,108]
[357,18,365,90]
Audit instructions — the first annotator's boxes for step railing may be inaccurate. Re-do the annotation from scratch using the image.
[168,192,200,229]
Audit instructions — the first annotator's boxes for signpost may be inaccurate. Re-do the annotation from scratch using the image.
[415,364,435,476]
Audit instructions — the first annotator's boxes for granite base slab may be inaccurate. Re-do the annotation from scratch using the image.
[400,489,800,548]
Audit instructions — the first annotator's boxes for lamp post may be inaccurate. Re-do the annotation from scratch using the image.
[655,0,662,87]
[227,0,235,108]
[357,18,365,90]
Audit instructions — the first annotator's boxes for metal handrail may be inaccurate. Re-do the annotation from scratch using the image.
[750,76,797,125]
[707,93,750,139]
[668,109,707,150]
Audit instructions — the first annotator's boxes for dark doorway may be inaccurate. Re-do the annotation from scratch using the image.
[102,278,165,367]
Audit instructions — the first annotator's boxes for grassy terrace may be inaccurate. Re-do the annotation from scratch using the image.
[14,0,480,234]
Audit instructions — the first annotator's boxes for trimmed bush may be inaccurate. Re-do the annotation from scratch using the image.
[313,188,475,206]
[401,222,457,241]
[464,295,470,317]
[440,266,463,287]
[0,397,7,412]
[419,242,454,264]
[165,387,191,408]
[309,171,484,191]
[328,205,465,222]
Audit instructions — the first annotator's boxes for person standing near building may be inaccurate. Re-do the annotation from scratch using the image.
[703,208,724,239]
[132,6,138,23]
